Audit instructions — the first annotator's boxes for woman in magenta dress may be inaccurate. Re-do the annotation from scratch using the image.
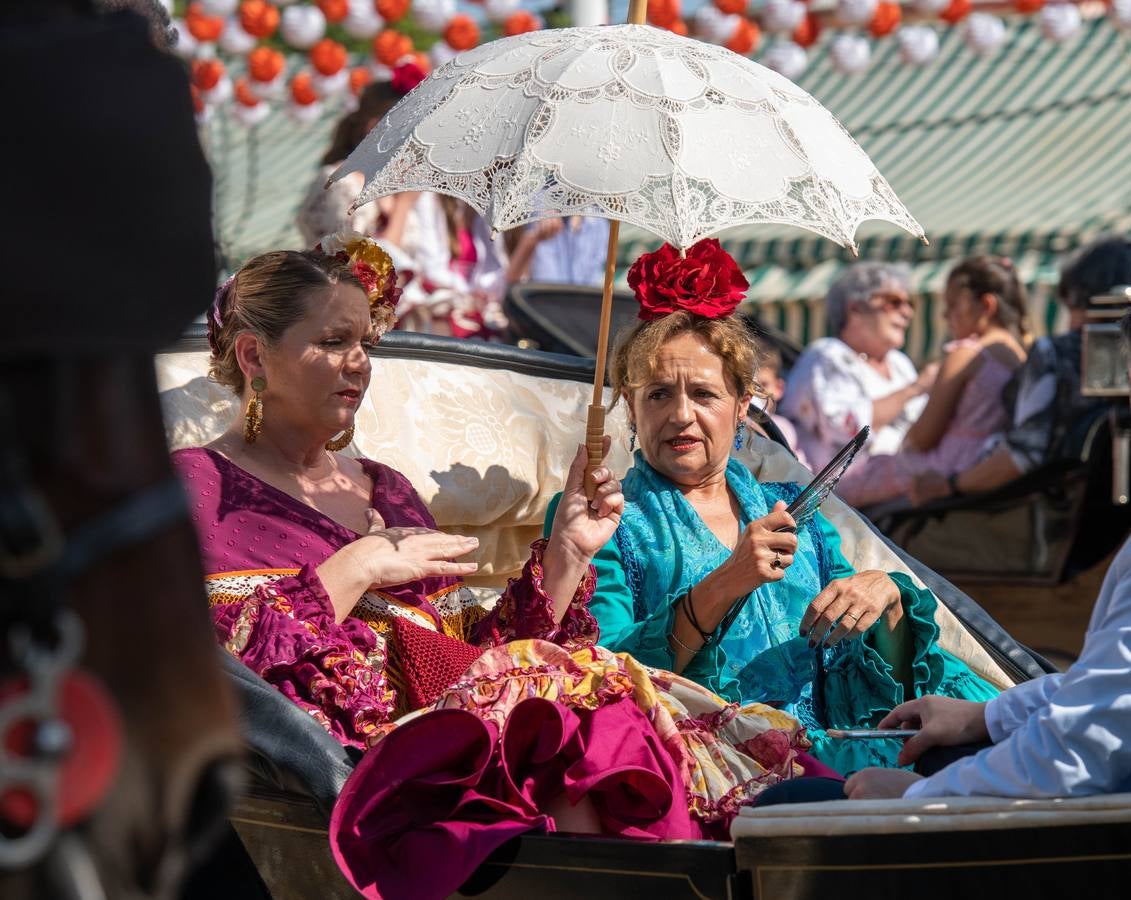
[175,233,830,900]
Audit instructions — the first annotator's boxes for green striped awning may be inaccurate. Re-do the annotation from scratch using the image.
[620,16,1131,273]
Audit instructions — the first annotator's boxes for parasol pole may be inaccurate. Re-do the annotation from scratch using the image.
[586,0,649,500]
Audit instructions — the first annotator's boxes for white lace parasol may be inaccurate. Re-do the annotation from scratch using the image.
[333,24,923,252]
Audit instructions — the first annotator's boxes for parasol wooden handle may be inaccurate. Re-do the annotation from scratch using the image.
[585,404,606,501]
[582,0,647,500]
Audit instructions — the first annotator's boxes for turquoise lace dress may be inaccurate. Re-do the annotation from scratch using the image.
[545,453,998,774]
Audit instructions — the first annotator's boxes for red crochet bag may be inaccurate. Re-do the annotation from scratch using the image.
[388,617,484,710]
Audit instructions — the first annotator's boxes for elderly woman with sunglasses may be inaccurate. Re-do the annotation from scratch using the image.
[781,264,937,480]
[547,242,997,776]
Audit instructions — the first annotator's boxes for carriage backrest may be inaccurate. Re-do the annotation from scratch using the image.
[156,331,1017,691]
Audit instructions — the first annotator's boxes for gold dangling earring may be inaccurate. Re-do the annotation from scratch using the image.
[325,424,355,452]
[244,375,265,444]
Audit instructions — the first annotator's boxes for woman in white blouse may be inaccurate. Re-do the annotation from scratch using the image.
[781,263,936,478]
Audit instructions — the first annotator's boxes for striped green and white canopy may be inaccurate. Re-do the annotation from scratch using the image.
[617,16,1131,357]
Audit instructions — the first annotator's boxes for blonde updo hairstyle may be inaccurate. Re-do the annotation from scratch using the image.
[209,249,364,394]
[609,312,766,411]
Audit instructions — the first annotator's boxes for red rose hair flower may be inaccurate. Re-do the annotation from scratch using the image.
[391,60,427,95]
[626,239,749,321]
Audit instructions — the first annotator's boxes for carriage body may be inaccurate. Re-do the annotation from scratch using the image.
[158,329,1131,899]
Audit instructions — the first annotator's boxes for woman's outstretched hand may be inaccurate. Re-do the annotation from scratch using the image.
[316,510,479,623]
[360,509,480,587]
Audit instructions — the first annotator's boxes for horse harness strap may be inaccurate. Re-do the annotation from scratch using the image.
[1,473,189,871]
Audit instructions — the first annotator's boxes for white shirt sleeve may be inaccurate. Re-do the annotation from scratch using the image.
[904,541,1131,799]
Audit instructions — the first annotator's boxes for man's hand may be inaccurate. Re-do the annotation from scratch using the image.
[878,695,990,766]
[844,768,923,799]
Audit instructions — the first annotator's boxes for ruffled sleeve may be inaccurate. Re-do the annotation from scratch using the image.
[210,564,396,750]
[543,493,677,669]
[469,539,598,651]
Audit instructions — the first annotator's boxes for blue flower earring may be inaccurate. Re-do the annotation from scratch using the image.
[629,422,637,452]
[734,420,746,451]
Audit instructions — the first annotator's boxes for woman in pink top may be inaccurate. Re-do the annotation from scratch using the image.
[837,257,1030,508]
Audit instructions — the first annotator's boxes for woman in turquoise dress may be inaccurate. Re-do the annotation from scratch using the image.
[548,240,999,774]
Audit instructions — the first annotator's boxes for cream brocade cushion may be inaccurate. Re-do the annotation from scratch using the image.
[155,351,1014,691]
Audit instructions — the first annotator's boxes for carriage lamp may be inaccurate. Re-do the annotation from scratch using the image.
[1081,286,1131,505]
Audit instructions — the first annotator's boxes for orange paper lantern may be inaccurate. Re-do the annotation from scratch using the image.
[1013,0,1044,11]
[376,0,411,23]
[648,0,681,28]
[940,0,971,23]
[373,30,413,67]
[792,12,821,48]
[503,11,541,36]
[235,78,261,108]
[290,72,319,106]
[248,46,286,83]
[409,51,432,75]
[670,19,689,36]
[191,59,225,92]
[724,18,760,56]
[190,85,204,115]
[240,1,280,39]
[349,66,373,96]
[868,1,901,37]
[317,0,350,22]
[444,15,480,52]
[714,0,747,14]
[310,38,348,76]
[184,2,224,42]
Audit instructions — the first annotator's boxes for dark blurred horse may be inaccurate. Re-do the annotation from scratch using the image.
[1,3,240,897]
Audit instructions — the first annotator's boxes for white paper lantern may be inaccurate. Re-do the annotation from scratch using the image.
[195,104,215,126]
[829,34,871,75]
[485,0,523,25]
[761,41,808,81]
[1039,4,1082,43]
[200,0,238,16]
[896,25,939,66]
[249,72,286,100]
[912,0,949,14]
[170,19,199,59]
[836,0,877,28]
[430,40,461,68]
[201,74,233,106]
[233,102,271,127]
[569,0,609,27]
[962,13,1006,56]
[289,101,325,125]
[312,68,350,98]
[217,17,257,54]
[694,7,741,44]
[280,5,327,50]
[368,62,394,82]
[413,0,458,32]
[1111,0,1131,31]
[343,0,384,39]
[762,0,806,34]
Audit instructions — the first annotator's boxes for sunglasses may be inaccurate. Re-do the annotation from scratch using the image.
[866,292,915,314]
